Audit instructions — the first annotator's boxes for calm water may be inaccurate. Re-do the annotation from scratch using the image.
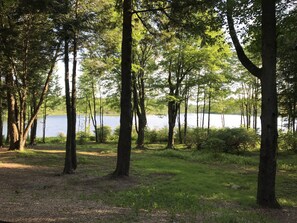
[2,113,285,137]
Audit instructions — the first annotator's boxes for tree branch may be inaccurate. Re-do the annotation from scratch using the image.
[135,12,156,36]
[132,7,171,14]
[226,0,262,79]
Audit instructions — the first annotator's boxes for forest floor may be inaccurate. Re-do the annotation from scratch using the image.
[0,143,296,223]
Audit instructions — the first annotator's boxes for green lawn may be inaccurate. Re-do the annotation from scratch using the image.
[3,142,297,222]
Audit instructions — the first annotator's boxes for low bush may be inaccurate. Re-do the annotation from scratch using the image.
[50,132,66,143]
[95,126,112,143]
[77,131,91,144]
[185,128,259,154]
[279,131,297,153]
[205,128,259,154]
[185,128,208,149]
[145,128,168,143]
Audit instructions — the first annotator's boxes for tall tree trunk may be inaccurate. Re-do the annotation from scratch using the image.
[184,93,188,144]
[113,0,133,177]
[202,88,206,129]
[6,72,19,150]
[207,86,211,134]
[137,73,147,149]
[178,104,182,144]
[63,32,75,174]
[256,0,279,208]
[196,86,200,128]
[167,100,177,149]
[227,0,279,208]
[29,98,37,145]
[71,20,78,170]
[0,78,3,147]
[42,99,47,143]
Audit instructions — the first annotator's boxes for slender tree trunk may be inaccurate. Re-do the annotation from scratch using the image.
[91,81,98,142]
[202,88,206,129]
[42,99,47,143]
[132,73,143,149]
[71,22,78,170]
[113,0,133,177]
[196,86,200,128]
[63,31,75,174]
[6,72,19,150]
[0,78,3,147]
[184,94,188,144]
[137,74,147,149]
[29,98,37,145]
[257,0,280,208]
[167,100,177,149]
[207,86,211,134]
[178,104,182,144]
[0,91,3,147]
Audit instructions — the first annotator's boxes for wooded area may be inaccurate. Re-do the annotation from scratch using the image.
[0,0,297,222]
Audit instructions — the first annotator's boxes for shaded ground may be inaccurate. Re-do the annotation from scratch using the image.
[0,146,296,223]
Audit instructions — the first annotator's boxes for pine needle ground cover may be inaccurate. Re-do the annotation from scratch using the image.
[0,143,296,223]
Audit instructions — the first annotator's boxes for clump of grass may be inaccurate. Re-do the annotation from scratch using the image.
[155,149,258,166]
[17,149,37,157]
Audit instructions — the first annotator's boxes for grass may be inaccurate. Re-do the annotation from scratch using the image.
[1,141,296,222]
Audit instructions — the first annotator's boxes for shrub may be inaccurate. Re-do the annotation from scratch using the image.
[145,128,168,143]
[77,131,91,144]
[112,126,137,142]
[279,131,297,153]
[95,126,112,143]
[203,128,259,154]
[185,128,208,149]
[202,137,225,153]
[50,132,66,143]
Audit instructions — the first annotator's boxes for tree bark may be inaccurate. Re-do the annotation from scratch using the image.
[113,0,133,177]
[29,98,37,146]
[0,78,3,147]
[256,0,279,208]
[132,72,147,149]
[71,11,78,170]
[63,30,75,174]
[167,100,178,149]
[227,0,280,208]
[6,71,19,150]
[42,99,47,143]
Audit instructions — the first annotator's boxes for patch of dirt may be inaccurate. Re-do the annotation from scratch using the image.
[0,148,170,223]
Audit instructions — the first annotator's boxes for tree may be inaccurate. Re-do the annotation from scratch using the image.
[132,33,156,149]
[0,0,61,150]
[41,74,62,143]
[277,6,297,132]
[226,0,280,208]
[113,0,133,177]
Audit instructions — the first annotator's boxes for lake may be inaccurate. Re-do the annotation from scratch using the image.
[1,113,286,137]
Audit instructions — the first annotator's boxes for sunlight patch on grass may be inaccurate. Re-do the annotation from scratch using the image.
[77,151,116,157]
[0,163,35,169]
[35,149,64,154]
[278,198,296,207]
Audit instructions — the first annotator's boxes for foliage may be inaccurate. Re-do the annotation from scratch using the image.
[77,131,91,145]
[95,126,112,143]
[112,126,138,142]
[207,128,259,154]
[48,132,66,144]
[145,128,168,143]
[278,131,297,153]
[184,128,208,149]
